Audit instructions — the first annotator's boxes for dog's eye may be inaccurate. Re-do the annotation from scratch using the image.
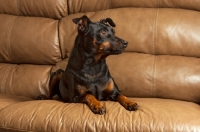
[100,30,107,36]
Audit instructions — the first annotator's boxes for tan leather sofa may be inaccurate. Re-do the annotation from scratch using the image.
[0,0,200,132]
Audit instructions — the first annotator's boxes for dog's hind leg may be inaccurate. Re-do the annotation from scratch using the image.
[48,69,64,99]
[37,69,64,100]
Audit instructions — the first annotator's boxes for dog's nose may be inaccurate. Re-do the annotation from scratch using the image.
[123,41,128,48]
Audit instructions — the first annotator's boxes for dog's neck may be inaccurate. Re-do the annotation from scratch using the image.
[68,35,108,78]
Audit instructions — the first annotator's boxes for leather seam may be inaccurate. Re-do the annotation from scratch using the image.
[151,55,155,97]
[154,9,159,97]
[109,0,112,9]
[153,56,157,97]
[1,65,13,94]
[57,20,63,60]
[6,16,17,62]
[103,10,108,19]
[17,0,19,15]
[6,17,13,62]
[0,68,8,93]
[66,0,70,15]
[152,8,158,97]
[0,126,43,132]
[154,8,159,55]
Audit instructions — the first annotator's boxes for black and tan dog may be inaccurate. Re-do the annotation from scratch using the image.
[37,15,138,114]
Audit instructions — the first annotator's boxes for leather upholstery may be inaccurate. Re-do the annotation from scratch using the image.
[111,0,200,11]
[0,64,51,99]
[0,14,62,64]
[0,0,67,19]
[107,53,200,103]
[0,0,200,131]
[0,97,199,132]
[67,0,110,14]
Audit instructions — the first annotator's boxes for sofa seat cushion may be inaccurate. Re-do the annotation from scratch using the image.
[0,94,32,110]
[0,97,199,132]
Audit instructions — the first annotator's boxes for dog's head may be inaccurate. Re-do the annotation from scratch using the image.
[72,15,128,60]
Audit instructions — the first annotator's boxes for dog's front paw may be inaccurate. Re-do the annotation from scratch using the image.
[83,94,106,115]
[122,101,138,111]
[88,101,106,115]
[37,94,48,100]
[117,95,138,111]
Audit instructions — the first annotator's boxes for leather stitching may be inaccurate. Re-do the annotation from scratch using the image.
[152,0,160,97]
[17,0,19,15]
[109,0,112,9]
[153,56,157,97]
[103,10,108,19]
[6,16,17,62]
[152,8,159,97]
[0,126,43,132]
[155,9,159,55]
[1,65,14,94]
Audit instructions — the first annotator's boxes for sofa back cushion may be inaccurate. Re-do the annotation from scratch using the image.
[0,14,61,64]
[1,0,200,103]
[59,5,200,103]
[66,0,200,14]
[0,0,66,99]
[0,0,67,19]
[111,0,200,12]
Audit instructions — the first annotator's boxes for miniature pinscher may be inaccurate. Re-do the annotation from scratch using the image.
[37,15,138,114]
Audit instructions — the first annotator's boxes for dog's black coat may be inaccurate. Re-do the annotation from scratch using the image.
[37,15,138,114]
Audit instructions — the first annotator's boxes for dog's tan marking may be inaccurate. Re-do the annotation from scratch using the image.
[116,95,138,111]
[93,39,111,61]
[94,53,105,62]
[92,38,98,48]
[48,71,63,99]
[99,41,111,51]
[93,38,111,52]
[84,72,102,80]
[76,85,88,96]
[82,94,106,114]
[103,78,114,92]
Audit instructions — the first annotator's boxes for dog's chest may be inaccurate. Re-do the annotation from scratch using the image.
[76,77,114,101]
[71,59,114,101]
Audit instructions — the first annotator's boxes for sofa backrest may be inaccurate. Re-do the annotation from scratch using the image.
[0,0,200,103]
[0,0,67,19]
[59,0,200,103]
[0,0,66,99]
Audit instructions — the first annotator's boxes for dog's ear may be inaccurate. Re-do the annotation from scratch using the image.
[72,15,92,32]
[100,18,116,27]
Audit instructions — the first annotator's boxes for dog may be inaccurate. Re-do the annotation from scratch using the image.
[37,15,138,114]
